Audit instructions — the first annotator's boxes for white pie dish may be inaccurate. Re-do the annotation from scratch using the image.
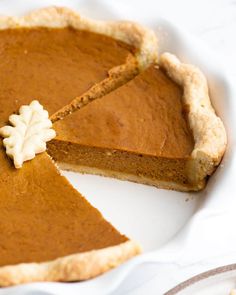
[0,2,235,295]
[165,264,236,295]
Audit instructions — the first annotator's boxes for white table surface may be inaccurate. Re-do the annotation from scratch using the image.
[0,1,235,294]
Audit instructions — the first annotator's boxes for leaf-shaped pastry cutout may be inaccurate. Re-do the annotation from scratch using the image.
[0,100,56,168]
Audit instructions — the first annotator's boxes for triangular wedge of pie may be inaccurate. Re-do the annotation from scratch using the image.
[0,147,140,287]
[51,53,227,191]
[0,7,157,286]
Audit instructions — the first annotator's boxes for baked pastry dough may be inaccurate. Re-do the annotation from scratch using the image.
[160,53,227,189]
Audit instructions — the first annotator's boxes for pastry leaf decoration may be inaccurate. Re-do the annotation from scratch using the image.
[0,100,56,168]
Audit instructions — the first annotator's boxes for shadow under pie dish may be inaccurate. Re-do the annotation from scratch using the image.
[0,6,226,287]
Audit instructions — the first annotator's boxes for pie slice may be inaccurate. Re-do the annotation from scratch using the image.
[0,147,140,287]
[51,53,226,191]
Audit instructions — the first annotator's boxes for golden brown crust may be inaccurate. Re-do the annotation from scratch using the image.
[0,240,141,287]
[160,53,227,187]
[0,6,158,122]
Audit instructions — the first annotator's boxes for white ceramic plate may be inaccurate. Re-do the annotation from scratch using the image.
[165,264,236,295]
[0,1,235,295]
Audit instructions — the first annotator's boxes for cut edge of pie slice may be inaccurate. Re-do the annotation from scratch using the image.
[47,6,158,121]
[0,6,158,122]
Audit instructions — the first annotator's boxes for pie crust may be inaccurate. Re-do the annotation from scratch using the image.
[0,240,140,287]
[160,53,227,189]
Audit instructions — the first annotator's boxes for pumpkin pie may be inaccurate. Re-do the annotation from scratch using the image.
[0,6,226,287]
[50,53,227,191]
[0,7,157,286]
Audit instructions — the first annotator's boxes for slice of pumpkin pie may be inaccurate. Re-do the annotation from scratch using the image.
[0,142,140,287]
[51,53,227,191]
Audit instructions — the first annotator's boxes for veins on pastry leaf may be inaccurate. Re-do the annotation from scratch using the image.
[0,100,56,168]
